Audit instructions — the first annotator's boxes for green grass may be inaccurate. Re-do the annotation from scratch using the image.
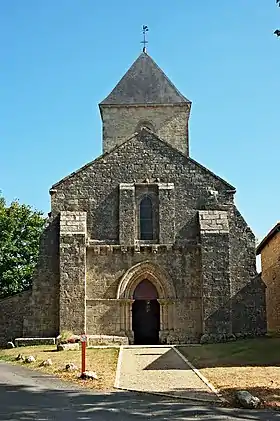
[178,337,280,368]
[0,354,15,362]
[0,345,119,390]
[178,337,280,408]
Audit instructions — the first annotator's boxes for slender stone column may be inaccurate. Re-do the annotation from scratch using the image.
[158,299,169,330]
[122,299,134,333]
[167,299,176,330]
[160,302,165,330]
[122,299,134,343]
[165,301,170,330]
[119,301,126,333]
[128,299,134,331]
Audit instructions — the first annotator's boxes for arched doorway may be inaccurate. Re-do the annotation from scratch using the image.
[132,279,160,345]
[117,261,177,344]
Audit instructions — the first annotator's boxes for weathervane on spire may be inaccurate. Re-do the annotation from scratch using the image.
[141,25,149,53]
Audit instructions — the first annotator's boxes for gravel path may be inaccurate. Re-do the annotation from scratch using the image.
[116,346,221,401]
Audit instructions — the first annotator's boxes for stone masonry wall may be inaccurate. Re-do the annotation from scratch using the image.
[51,131,234,245]
[0,290,31,347]
[23,217,60,337]
[49,130,264,342]
[59,211,87,334]
[227,206,266,337]
[119,183,135,246]
[198,211,231,336]
[228,206,257,296]
[86,246,202,342]
[101,105,190,155]
[232,274,267,337]
[259,232,280,332]
[158,183,175,244]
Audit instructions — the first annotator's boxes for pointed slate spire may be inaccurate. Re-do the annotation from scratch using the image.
[100,52,190,105]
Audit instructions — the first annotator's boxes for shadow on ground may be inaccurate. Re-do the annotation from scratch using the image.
[0,383,279,421]
[141,348,191,370]
[177,337,280,368]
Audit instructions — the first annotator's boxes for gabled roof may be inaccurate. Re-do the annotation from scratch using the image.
[100,52,191,106]
[51,128,235,192]
[256,222,280,255]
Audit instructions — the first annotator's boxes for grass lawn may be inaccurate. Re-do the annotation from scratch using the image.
[178,337,280,409]
[0,345,119,391]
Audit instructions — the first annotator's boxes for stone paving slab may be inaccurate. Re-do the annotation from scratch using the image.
[115,346,221,402]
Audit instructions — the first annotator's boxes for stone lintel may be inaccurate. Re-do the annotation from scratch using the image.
[119,183,175,190]
[158,183,174,190]
[134,182,159,187]
[201,230,229,234]
[119,183,135,190]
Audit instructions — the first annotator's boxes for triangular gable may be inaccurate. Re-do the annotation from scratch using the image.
[51,133,138,189]
[51,128,235,192]
[140,128,236,191]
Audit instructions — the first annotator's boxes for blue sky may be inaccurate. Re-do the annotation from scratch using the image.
[0,0,279,243]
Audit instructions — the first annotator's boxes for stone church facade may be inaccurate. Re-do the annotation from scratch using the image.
[0,52,266,345]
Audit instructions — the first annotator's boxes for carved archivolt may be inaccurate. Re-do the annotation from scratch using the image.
[117,261,176,299]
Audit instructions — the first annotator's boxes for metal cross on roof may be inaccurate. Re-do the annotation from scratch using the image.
[141,25,149,53]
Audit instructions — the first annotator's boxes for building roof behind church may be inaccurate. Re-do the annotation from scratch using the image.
[256,222,280,255]
[100,52,191,105]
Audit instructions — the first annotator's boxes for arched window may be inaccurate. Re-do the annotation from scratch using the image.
[139,196,153,240]
[136,120,155,133]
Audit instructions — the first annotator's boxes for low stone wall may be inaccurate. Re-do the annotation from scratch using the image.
[87,335,129,346]
[15,337,56,347]
[0,290,31,347]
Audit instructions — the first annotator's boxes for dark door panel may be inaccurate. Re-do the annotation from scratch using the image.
[132,299,160,345]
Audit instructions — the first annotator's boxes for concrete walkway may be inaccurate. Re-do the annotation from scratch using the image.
[115,346,221,402]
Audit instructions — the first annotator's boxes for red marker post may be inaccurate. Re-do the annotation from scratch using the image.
[80,333,87,375]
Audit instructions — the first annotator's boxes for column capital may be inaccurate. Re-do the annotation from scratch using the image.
[122,299,135,304]
[158,298,175,305]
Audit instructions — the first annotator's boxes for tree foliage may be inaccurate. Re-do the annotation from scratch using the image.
[275,0,280,37]
[0,194,46,299]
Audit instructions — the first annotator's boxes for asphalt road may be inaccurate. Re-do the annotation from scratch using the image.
[0,361,279,420]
